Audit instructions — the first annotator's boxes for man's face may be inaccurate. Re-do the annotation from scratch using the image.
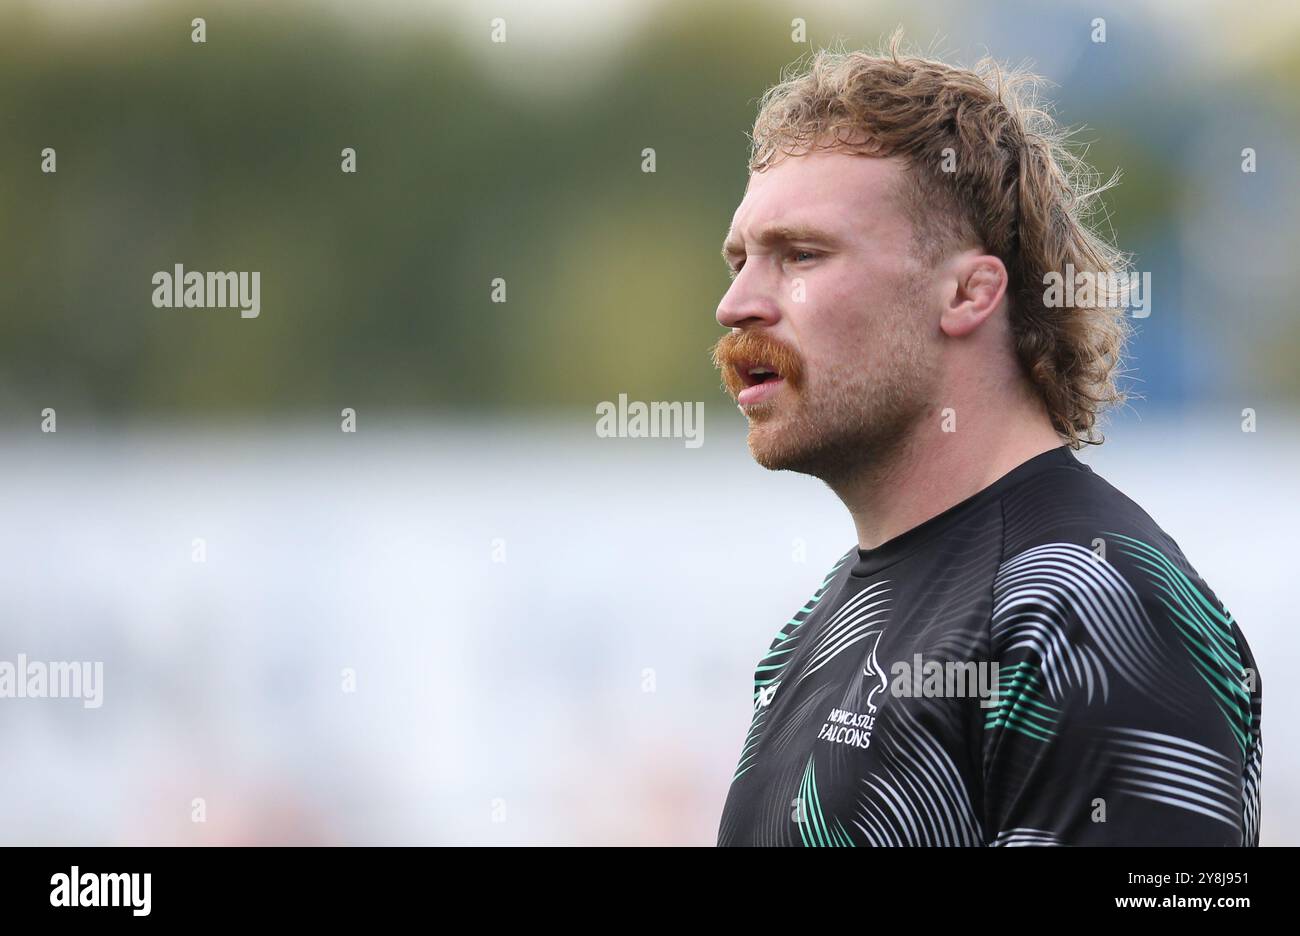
[713,148,940,481]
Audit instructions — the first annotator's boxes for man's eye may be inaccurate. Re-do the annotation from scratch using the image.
[790,250,819,263]
[728,261,744,278]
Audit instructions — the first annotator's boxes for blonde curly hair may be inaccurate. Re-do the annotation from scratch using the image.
[747,30,1133,448]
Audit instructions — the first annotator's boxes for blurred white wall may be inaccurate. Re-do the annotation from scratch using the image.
[0,412,1294,844]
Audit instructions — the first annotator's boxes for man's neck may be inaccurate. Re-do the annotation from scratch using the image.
[825,407,1065,551]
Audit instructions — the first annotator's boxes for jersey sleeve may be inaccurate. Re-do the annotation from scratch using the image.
[980,534,1261,846]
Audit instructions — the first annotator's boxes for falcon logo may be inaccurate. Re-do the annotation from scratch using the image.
[817,630,888,750]
[861,630,888,713]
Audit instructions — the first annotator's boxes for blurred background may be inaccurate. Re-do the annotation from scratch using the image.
[0,0,1297,845]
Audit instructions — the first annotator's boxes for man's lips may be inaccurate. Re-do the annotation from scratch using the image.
[712,330,803,408]
[734,360,786,406]
[737,376,786,406]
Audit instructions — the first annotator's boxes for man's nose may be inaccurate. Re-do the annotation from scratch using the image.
[716,269,781,329]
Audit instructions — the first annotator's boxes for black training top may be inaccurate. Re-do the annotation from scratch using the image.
[717,445,1262,846]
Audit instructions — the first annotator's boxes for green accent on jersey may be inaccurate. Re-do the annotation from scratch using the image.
[985,661,1061,741]
[1106,532,1254,755]
[731,551,853,781]
[751,552,852,694]
[796,755,854,847]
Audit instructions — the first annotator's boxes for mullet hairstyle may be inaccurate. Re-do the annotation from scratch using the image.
[747,30,1134,448]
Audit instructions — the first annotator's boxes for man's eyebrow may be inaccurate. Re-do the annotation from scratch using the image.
[721,224,842,263]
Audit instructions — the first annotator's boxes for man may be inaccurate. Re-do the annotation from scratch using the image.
[711,37,1262,846]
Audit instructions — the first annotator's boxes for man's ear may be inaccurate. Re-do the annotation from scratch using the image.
[940,252,1009,338]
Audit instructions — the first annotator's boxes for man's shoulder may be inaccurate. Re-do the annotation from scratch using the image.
[991,452,1257,693]
[989,452,1259,749]
[998,452,1203,589]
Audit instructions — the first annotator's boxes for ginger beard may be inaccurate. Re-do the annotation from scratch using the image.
[712,277,938,484]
